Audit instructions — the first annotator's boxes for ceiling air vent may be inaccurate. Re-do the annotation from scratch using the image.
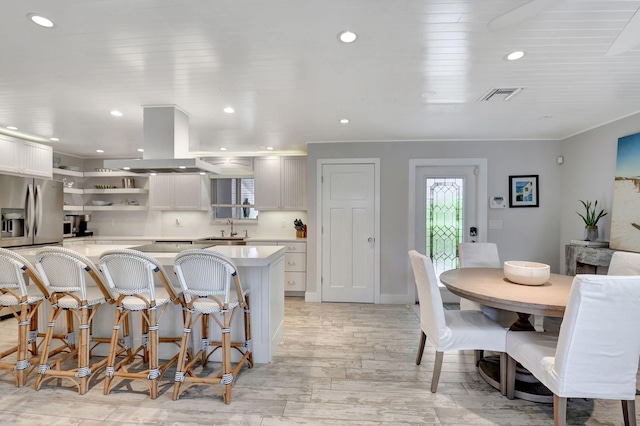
[478,88,523,102]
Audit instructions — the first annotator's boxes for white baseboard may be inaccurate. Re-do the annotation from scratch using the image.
[379,294,414,304]
[304,291,321,302]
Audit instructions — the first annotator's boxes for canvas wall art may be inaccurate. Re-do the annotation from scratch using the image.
[610,132,640,252]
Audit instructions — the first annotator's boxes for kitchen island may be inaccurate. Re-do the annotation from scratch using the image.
[14,243,286,364]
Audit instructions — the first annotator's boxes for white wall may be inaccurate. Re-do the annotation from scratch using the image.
[307,139,564,303]
[559,112,640,271]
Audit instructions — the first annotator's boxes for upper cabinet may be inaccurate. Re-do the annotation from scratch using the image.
[149,174,209,210]
[254,156,306,210]
[0,136,52,178]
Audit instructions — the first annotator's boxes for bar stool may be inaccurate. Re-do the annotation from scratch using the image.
[33,247,117,394]
[0,248,48,386]
[172,249,252,403]
[99,249,183,399]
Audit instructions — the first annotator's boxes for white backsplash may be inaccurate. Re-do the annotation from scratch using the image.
[87,210,307,239]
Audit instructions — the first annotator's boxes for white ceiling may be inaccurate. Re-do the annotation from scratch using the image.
[2,0,640,159]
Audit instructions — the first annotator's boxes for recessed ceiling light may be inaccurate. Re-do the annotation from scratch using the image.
[137,148,144,152]
[110,110,123,117]
[340,119,350,124]
[266,146,274,151]
[50,137,59,142]
[6,126,18,130]
[223,107,235,114]
[28,14,55,28]
[123,167,131,170]
[150,172,157,176]
[339,30,357,43]
[220,147,227,151]
[506,51,525,61]
[199,172,206,175]
[96,149,104,153]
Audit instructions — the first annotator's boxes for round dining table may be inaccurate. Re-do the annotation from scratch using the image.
[439,267,574,331]
[439,267,575,402]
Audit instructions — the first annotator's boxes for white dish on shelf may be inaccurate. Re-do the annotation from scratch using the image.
[91,200,113,206]
[504,261,550,286]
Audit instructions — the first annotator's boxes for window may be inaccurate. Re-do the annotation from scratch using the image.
[210,177,258,220]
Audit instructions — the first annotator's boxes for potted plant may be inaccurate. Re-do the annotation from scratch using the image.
[577,200,607,241]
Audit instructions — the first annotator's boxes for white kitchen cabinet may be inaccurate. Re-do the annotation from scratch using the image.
[254,156,306,210]
[0,136,52,178]
[248,240,306,292]
[149,174,209,210]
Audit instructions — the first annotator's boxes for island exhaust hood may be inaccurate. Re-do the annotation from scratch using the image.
[104,105,222,174]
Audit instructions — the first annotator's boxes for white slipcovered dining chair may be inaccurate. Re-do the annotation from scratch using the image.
[172,249,253,403]
[607,251,640,275]
[99,249,183,399]
[409,250,508,393]
[0,248,48,386]
[543,250,640,333]
[34,246,115,394]
[458,243,518,328]
[506,274,640,426]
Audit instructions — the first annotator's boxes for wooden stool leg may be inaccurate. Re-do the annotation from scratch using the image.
[35,306,62,390]
[29,306,39,356]
[147,307,159,400]
[172,308,193,401]
[243,295,253,366]
[15,303,29,387]
[103,307,125,395]
[201,313,209,366]
[221,308,232,404]
[141,315,150,363]
[77,305,90,395]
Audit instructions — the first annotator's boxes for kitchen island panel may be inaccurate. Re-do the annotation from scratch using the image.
[13,243,286,363]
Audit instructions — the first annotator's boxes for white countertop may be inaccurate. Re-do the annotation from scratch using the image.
[14,244,286,267]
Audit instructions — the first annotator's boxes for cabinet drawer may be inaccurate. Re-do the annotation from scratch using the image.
[285,272,306,291]
[284,253,306,272]
[280,242,306,253]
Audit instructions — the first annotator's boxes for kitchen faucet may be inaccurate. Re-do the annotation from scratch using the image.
[228,219,237,237]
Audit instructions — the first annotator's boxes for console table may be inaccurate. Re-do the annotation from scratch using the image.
[565,245,616,276]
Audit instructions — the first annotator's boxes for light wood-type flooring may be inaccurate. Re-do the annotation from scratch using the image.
[0,297,635,425]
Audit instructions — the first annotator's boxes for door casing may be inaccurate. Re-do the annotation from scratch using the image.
[408,158,488,303]
[316,158,381,304]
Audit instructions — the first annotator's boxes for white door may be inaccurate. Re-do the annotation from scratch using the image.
[415,165,480,277]
[321,163,376,303]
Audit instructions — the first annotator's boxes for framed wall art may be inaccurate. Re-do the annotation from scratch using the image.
[509,175,539,208]
[611,132,640,252]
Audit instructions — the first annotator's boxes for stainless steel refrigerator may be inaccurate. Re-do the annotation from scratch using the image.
[0,175,63,248]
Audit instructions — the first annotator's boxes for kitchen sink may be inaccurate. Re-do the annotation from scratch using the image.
[197,237,246,246]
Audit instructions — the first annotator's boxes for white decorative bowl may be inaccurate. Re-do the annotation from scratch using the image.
[504,261,550,286]
[91,200,112,206]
